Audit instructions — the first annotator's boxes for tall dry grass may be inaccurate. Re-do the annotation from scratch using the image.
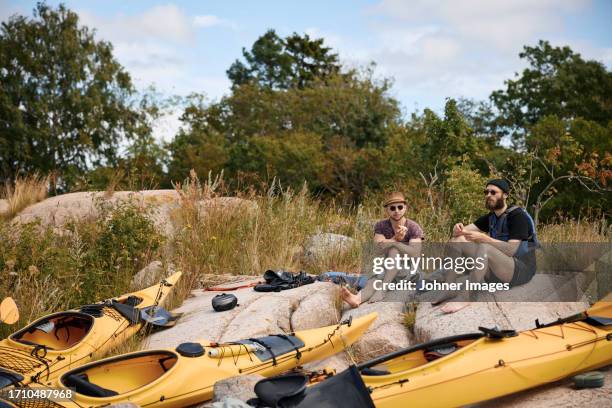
[1,174,50,219]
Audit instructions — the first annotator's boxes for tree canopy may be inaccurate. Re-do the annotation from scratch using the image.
[227,29,341,90]
[491,40,612,139]
[0,2,140,185]
[0,4,608,217]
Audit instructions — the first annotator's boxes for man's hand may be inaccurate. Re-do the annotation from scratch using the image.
[452,223,464,237]
[394,225,408,241]
[461,230,491,243]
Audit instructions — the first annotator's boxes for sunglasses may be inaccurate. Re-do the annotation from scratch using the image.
[388,205,404,211]
[483,189,500,196]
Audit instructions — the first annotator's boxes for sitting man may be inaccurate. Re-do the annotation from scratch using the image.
[436,179,537,313]
[341,192,423,308]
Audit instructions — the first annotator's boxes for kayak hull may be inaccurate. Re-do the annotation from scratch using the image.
[14,313,377,408]
[0,272,181,387]
[365,301,612,407]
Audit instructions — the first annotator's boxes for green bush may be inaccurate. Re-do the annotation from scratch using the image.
[445,161,488,224]
[0,202,163,338]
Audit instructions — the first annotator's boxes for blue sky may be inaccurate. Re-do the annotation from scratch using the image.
[2,1,611,140]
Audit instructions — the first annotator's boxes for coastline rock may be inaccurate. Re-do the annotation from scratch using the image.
[303,233,356,263]
[10,191,258,238]
[290,283,339,331]
[341,301,410,362]
[413,296,589,342]
[212,374,264,404]
[131,260,165,289]
[146,281,340,349]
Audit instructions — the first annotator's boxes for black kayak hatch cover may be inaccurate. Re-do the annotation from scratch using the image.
[176,342,205,357]
[212,293,238,312]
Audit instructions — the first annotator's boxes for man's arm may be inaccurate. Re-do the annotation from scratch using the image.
[452,222,481,237]
[374,233,396,243]
[460,230,521,256]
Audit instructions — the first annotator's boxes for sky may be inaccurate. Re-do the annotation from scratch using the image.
[1,0,611,142]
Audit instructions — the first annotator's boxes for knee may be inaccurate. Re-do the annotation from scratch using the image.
[386,247,399,257]
[476,243,491,257]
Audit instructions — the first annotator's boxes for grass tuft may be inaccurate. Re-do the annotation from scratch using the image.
[1,174,50,219]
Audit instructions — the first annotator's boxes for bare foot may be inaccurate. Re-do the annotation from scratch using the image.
[340,287,361,308]
[440,302,472,314]
[431,290,457,306]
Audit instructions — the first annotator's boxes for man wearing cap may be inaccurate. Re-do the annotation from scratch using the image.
[341,192,424,308]
[437,179,537,313]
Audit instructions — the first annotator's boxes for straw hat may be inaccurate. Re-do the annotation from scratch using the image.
[383,192,406,207]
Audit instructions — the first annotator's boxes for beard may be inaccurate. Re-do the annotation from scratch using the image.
[485,196,505,211]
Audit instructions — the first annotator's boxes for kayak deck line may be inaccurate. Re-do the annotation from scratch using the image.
[238,317,358,374]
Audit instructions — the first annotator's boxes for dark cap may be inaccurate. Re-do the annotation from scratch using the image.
[486,179,510,194]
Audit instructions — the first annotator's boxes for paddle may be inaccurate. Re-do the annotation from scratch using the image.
[0,297,19,324]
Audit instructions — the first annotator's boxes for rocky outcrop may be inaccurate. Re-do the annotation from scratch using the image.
[10,191,258,238]
[131,260,165,289]
[146,281,342,348]
[414,297,589,343]
[290,283,339,331]
[13,190,181,236]
[212,374,264,404]
[341,301,411,362]
[303,233,356,264]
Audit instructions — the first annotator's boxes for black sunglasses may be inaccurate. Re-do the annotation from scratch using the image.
[388,205,404,211]
[483,189,499,196]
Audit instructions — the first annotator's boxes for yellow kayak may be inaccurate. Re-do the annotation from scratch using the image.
[9,313,377,408]
[0,272,181,388]
[276,299,611,408]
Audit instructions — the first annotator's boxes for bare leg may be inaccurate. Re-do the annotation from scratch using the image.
[340,287,361,308]
[342,244,417,308]
[441,243,515,313]
[431,235,478,305]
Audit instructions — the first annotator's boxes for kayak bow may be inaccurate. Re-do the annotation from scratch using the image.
[0,272,182,389]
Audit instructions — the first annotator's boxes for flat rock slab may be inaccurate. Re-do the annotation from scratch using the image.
[146,281,340,349]
[491,273,589,302]
[414,299,589,343]
[212,374,264,403]
[341,301,410,362]
[478,365,612,407]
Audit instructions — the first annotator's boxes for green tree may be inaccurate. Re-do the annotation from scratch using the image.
[445,161,488,224]
[197,70,400,148]
[491,40,612,140]
[166,93,229,182]
[422,99,483,172]
[526,116,611,222]
[227,29,341,89]
[0,3,141,186]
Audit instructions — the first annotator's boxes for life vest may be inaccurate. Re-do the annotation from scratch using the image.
[489,206,540,256]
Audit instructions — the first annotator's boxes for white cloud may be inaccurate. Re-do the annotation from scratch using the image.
[369,0,588,51]
[311,0,594,112]
[78,4,194,44]
[74,5,200,98]
[193,14,237,30]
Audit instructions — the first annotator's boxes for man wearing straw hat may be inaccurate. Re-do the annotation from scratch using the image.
[341,192,424,308]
